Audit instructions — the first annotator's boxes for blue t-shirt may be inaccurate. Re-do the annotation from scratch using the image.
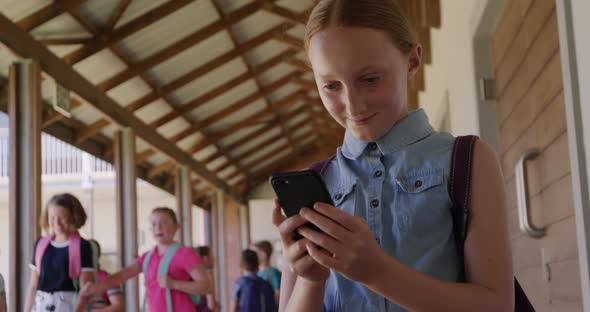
[31,237,93,292]
[257,267,281,290]
[231,272,276,312]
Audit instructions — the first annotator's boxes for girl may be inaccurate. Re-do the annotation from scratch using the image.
[273,1,514,311]
[74,239,124,312]
[24,193,95,312]
[251,241,281,305]
[80,207,211,312]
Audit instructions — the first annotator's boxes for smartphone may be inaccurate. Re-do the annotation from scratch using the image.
[269,170,333,239]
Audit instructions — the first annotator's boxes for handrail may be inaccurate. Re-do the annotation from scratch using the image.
[515,148,546,238]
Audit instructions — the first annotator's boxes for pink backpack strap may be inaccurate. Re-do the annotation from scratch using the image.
[68,231,82,280]
[34,235,54,270]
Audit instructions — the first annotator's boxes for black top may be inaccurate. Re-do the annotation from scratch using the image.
[31,237,93,292]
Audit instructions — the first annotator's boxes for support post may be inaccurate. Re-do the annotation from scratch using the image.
[114,128,139,311]
[8,60,42,312]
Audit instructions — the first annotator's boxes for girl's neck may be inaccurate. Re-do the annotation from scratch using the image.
[259,263,270,269]
[54,232,72,243]
[157,241,176,255]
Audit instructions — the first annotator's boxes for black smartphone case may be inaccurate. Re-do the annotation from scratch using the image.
[269,170,334,239]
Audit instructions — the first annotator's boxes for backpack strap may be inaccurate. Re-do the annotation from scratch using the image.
[34,236,52,272]
[142,248,155,312]
[449,135,536,311]
[448,135,478,275]
[308,156,335,175]
[159,243,181,312]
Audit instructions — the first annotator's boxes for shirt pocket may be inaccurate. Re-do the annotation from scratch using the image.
[394,170,450,236]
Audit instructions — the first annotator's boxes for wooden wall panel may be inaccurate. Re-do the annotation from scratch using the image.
[492,0,582,309]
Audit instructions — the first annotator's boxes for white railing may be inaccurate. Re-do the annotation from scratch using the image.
[0,131,114,177]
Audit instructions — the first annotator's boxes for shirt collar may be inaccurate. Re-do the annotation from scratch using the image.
[341,109,434,160]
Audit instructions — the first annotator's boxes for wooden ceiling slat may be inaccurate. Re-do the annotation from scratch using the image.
[16,0,88,31]
[105,0,131,31]
[262,4,307,25]
[63,0,194,64]
[273,33,303,50]
[148,159,175,179]
[38,37,91,45]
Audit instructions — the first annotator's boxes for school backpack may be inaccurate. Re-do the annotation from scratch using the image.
[309,135,535,312]
[236,275,275,312]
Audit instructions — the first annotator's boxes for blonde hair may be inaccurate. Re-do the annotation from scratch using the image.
[304,0,415,54]
[151,206,179,224]
[41,193,87,232]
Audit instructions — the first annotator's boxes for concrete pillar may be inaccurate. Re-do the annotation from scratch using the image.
[114,128,139,311]
[8,60,42,311]
[175,165,192,246]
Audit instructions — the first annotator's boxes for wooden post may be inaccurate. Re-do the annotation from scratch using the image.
[176,165,192,246]
[8,60,42,311]
[114,128,139,311]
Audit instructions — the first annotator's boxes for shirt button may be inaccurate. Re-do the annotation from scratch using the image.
[415,180,423,188]
[368,142,377,150]
[334,193,343,200]
[374,170,383,178]
[370,199,380,208]
[376,238,381,245]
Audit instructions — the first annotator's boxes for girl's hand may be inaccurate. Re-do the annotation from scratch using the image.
[158,276,173,289]
[78,282,96,298]
[272,199,330,283]
[298,202,385,285]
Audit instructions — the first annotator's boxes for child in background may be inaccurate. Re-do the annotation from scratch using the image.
[80,239,124,312]
[24,193,94,312]
[0,270,6,312]
[251,240,281,305]
[230,250,275,312]
[195,246,220,312]
[79,207,211,312]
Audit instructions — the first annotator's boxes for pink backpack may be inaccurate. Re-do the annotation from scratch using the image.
[34,231,83,286]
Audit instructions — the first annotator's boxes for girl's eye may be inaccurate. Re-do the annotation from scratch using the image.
[364,76,381,85]
[323,82,341,91]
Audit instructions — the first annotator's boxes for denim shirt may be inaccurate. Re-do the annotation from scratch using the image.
[322,109,461,312]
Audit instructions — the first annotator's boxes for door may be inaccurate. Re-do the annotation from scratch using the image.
[492,0,583,310]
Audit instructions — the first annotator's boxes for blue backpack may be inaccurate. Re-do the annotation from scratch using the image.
[237,275,275,312]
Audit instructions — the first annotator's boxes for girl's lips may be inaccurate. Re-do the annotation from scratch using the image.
[348,113,376,126]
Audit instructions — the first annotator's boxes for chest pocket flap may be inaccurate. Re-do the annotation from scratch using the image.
[396,171,443,193]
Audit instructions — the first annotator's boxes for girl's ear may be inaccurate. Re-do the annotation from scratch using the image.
[407,44,423,80]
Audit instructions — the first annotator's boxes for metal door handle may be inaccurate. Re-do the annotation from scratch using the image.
[515,148,546,238]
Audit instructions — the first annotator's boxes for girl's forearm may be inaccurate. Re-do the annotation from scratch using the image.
[95,264,140,296]
[285,278,325,312]
[169,279,210,295]
[365,255,512,312]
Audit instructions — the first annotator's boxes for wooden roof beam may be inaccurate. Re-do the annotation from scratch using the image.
[16,0,88,31]
[262,3,307,25]
[0,14,245,204]
[105,0,131,31]
[63,0,194,64]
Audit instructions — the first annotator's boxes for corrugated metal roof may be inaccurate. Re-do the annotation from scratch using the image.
[157,117,191,138]
[171,57,248,106]
[220,123,266,147]
[0,0,52,22]
[74,49,128,85]
[244,39,289,67]
[147,30,235,86]
[276,0,315,13]
[135,99,174,124]
[117,0,220,62]
[258,63,294,86]
[208,98,267,132]
[230,126,282,157]
[78,0,121,29]
[191,79,259,121]
[230,10,283,44]
[116,0,171,29]
[106,77,152,107]
[31,13,90,36]
[248,147,291,173]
